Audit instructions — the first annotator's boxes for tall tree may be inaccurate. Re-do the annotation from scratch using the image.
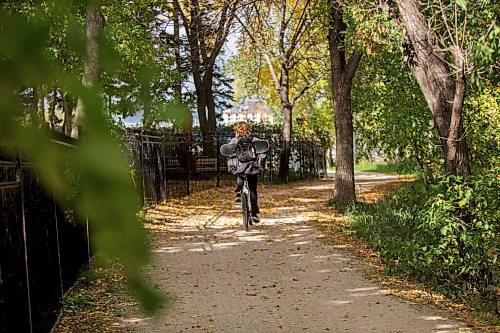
[172,1,183,102]
[326,0,361,202]
[237,0,324,179]
[71,4,105,138]
[102,0,176,126]
[393,0,472,176]
[159,1,194,135]
[173,0,239,154]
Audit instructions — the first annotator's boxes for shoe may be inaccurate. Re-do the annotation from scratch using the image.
[252,215,260,223]
[235,192,241,202]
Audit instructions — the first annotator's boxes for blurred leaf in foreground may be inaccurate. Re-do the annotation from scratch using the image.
[0,0,165,312]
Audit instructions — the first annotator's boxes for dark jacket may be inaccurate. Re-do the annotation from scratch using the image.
[227,136,266,175]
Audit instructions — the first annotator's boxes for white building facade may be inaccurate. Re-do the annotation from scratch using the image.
[222,98,273,126]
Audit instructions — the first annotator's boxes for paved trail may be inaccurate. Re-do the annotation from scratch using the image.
[119,173,473,333]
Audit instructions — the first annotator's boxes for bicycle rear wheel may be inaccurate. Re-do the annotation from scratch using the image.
[241,191,251,231]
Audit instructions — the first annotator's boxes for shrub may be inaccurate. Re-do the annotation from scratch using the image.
[347,168,499,306]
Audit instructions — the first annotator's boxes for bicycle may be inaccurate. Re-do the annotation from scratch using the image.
[239,174,253,231]
[220,139,269,231]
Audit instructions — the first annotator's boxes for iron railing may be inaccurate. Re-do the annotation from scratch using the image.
[0,137,90,333]
[125,129,327,207]
[0,128,326,332]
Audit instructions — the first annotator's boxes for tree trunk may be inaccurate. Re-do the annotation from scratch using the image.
[333,87,356,202]
[173,2,183,102]
[62,93,73,136]
[195,82,213,155]
[185,20,215,156]
[30,85,41,127]
[176,0,237,156]
[37,85,46,124]
[205,75,217,157]
[395,0,471,176]
[142,82,152,128]
[446,46,470,176]
[171,2,193,138]
[327,1,361,203]
[196,86,208,133]
[206,78,217,134]
[71,6,105,138]
[278,72,293,180]
[48,89,57,129]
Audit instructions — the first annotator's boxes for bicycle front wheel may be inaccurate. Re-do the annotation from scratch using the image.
[241,191,251,231]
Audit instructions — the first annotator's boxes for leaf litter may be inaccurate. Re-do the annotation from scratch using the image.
[55,177,498,332]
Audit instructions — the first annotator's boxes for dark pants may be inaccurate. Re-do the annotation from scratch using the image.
[236,174,259,216]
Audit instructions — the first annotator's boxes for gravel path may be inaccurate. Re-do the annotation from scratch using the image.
[119,173,474,333]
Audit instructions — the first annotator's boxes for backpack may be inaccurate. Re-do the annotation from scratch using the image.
[235,136,256,163]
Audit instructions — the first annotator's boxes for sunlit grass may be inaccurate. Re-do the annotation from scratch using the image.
[353,161,417,175]
[328,161,418,175]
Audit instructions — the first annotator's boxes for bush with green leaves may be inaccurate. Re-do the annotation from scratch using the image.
[464,86,500,173]
[347,168,499,306]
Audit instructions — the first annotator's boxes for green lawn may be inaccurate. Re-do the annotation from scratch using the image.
[327,161,419,175]
[354,162,401,174]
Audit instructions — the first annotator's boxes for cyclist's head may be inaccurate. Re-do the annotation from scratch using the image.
[234,121,251,137]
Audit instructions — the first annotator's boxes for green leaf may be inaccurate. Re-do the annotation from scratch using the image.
[0,1,168,311]
[455,0,467,10]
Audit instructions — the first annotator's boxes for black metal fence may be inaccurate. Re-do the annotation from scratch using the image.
[0,139,90,333]
[0,128,326,332]
[125,129,327,206]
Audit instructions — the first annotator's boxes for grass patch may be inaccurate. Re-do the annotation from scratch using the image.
[343,160,420,175]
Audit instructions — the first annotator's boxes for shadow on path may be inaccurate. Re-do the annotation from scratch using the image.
[117,173,473,333]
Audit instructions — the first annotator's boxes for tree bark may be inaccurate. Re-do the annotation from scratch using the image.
[332,85,356,203]
[31,86,38,124]
[176,0,236,156]
[37,85,46,124]
[206,75,217,134]
[62,93,73,136]
[197,78,215,156]
[278,69,293,180]
[48,89,57,129]
[446,46,470,176]
[395,0,471,176]
[171,2,193,139]
[327,1,361,203]
[173,2,183,102]
[141,82,152,128]
[71,6,105,138]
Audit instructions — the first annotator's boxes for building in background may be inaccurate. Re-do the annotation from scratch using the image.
[222,98,273,126]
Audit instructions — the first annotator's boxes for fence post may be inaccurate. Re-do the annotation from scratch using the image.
[323,145,328,177]
[216,134,220,188]
[17,157,33,333]
[139,130,146,206]
[285,143,289,184]
[53,191,64,302]
[162,133,166,201]
[300,140,304,179]
[186,135,191,196]
[312,143,317,177]
[269,143,273,183]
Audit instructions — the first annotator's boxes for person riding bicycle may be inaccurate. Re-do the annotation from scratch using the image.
[227,122,266,223]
